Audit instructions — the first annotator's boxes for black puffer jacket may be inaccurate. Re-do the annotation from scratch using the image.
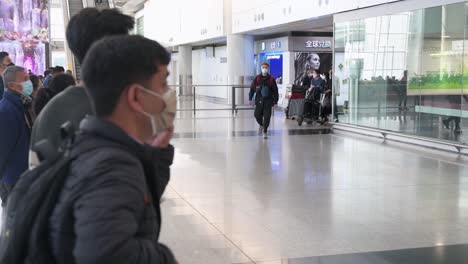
[49,116,175,264]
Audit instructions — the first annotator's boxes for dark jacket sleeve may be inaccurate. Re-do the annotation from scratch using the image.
[0,112,16,180]
[249,77,257,101]
[301,76,310,88]
[148,144,174,202]
[72,156,176,264]
[271,77,279,104]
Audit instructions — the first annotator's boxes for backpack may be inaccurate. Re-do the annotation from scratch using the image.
[0,122,92,264]
[255,75,275,99]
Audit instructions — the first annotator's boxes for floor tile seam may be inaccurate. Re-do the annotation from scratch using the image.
[167,186,258,264]
[172,128,331,138]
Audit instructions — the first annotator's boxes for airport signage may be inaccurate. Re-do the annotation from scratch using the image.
[305,40,332,49]
[255,37,289,54]
[292,37,333,52]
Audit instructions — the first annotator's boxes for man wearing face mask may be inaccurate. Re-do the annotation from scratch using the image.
[249,62,279,139]
[0,66,34,205]
[49,35,177,264]
[0,51,14,100]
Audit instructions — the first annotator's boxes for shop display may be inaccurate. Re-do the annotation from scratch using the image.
[294,52,332,85]
[0,0,48,74]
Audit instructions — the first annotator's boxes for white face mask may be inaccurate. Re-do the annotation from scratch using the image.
[137,86,177,136]
[261,68,269,74]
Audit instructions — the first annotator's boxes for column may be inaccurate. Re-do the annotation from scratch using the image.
[177,45,193,96]
[227,34,254,105]
[60,0,74,76]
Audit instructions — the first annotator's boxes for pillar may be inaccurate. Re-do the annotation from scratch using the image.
[227,34,254,105]
[177,45,193,96]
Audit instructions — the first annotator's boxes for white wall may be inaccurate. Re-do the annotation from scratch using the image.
[144,0,224,46]
[192,46,229,99]
[232,0,397,34]
[142,0,413,47]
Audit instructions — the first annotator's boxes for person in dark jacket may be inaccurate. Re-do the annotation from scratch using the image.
[301,68,314,89]
[42,66,64,88]
[322,72,332,122]
[33,73,76,116]
[30,8,134,167]
[29,74,43,99]
[49,35,177,264]
[249,62,279,139]
[303,69,325,120]
[398,70,408,110]
[0,66,34,205]
[0,51,14,100]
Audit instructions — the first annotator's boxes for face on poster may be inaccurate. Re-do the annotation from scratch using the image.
[294,52,332,85]
[0,0,49,74]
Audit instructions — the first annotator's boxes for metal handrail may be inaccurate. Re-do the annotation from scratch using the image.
[168,84,252,115]
[332,122,468,153]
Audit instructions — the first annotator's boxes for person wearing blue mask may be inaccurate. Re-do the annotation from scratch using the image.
[0,51,14,100]
[0,66,34,206]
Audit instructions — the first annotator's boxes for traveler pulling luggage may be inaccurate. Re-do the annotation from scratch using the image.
[249,62,279,139]
[288,69,326,126]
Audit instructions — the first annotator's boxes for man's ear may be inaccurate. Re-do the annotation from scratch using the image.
[8,82,20,92]
[127,85,145,113]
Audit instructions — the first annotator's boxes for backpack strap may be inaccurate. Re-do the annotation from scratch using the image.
[269,76,274,86]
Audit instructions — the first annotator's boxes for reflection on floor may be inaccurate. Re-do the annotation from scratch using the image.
[2,99,468,264]
[250,243,468,264]
[160,109,468,263]
[339,107,468,144]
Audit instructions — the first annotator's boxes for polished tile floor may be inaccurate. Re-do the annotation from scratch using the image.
[160,104,468,264]
[2,99,468,263]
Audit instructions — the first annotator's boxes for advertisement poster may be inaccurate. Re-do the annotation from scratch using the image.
[0,0,49,74]
[294,52,332,85]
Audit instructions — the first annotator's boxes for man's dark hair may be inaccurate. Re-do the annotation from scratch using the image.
[66,8,134,63]
[53,66,65,73]
[30,74,40,91]
[0,51,9,63]
[82,35,171,117]
[261,62,270,67]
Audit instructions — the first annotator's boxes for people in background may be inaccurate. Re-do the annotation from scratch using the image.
[443,95,468,134]
[398,70,408,111]
[310,69,325,94]
[31,8,134,159]
[301,68,314,89]
[42,66,65,88]
[66,69,73,76]
[29,74,43,98]
[43,69,51,80]
[249,62,279,139]
[329,67,339,122]
[33,74,76,116]
[322,72,332,123]
[0,66,34,205]
[49,34,177,264]
[0,51,14,99]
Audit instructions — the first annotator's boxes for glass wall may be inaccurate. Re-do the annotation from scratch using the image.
[334,1,468,145]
